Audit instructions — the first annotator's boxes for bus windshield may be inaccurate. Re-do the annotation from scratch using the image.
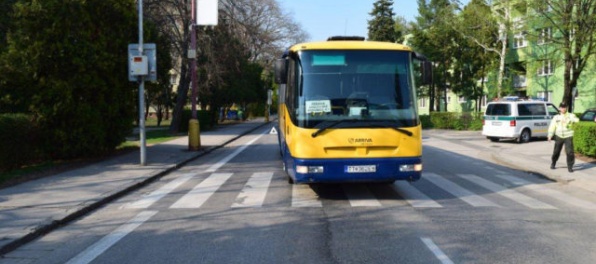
[292,50,418,129]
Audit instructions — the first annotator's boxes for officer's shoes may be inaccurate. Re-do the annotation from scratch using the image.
[550,164,555,170]
[568,168,574,173]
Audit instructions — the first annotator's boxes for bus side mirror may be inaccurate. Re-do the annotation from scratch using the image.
[274,59,287,84]
[421,61,433,85]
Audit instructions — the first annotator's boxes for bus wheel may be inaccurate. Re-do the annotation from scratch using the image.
[518,129,531,143]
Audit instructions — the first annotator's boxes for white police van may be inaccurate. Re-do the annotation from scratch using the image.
[482,99,559,143]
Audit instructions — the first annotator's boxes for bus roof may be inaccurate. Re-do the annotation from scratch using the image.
[288,40,413,52]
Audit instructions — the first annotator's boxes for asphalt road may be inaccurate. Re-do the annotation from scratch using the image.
[3,126,596,264]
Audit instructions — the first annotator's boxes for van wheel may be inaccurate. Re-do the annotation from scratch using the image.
[488,137,499,142]
[518,129,531,143]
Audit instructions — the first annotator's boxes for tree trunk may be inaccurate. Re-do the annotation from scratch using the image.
[169,63,190,133]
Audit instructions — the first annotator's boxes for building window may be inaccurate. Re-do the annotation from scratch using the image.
[537,91,552,102]
[481,95,488,107]
[419,97,427,108]
[537,60,553,76]
[537,27,552,45]
[513,32,527,48]
[458,96,466,103]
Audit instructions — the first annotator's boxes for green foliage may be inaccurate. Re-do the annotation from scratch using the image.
[368,0,396,42]
[1,0,138,159]
[178,109,214,133]
[419,115,433,129]
[0,0,18,53]
[0,114,40,172]
[573,122,596,158]
[425,112,483,130]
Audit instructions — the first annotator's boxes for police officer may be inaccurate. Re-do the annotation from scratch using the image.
[547,102,579,172]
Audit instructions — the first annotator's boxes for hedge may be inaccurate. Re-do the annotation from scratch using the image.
[421,112,483,130]
[0,114,41,172]
[574,122,596,157]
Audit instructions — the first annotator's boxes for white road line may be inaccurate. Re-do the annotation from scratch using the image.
[66,210,158,264]
[121,173,195,209]
[170,173,233,209]
[494,174,596,210]
[206,133,265,172]
[392,181,442,208]
[342,184,382,207]
[292,184,322,207]
[424,173,499,207]
[459,174,557,210]
[232,172,274,208]
[421,237,455,264]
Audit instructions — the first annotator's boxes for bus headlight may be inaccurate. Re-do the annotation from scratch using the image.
[400,164,422,172]
[296,165,324,174]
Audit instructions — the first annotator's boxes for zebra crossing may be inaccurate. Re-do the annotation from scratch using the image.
[120,171,596,211]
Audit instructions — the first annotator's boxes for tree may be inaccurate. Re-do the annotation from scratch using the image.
[393,15,410,44]
[143,23,174,127]
[144,0,307,133]
[453,0,500,110]
[368,0,397,42]
[527,0,596,112]
[411,0,459,112]
[144,0,193,133]
[1,0,139,158]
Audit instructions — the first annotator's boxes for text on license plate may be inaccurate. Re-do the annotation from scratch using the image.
[346,165,376,173]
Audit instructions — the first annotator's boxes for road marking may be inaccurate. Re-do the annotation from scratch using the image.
[292,184,322,207]
[206,133,265,172]
[232,172,274,208]
[170,173,233,208]
[66,210,157,264]
[425,173,499,207]
[421,237,454,264]
[459,174,557,209]
[342,184,382,207]
[494,174,596,210]
[392,181,442,208]
[121,173,195,209]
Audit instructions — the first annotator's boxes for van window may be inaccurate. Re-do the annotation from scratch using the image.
[547,105,559,116]
[486,104,511,116]
[518,103,546,116]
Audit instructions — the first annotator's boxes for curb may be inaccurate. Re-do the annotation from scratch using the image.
[0,121,271,256]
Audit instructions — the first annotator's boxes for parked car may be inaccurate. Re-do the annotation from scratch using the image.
[579,108,596,122]
[482,100,559,143]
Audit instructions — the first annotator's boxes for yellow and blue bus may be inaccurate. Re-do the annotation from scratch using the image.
[274,36,431,184]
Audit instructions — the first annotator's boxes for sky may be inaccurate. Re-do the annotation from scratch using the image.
[278,0,468,42]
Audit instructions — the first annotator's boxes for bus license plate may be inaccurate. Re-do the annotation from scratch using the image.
[346,165,376,173]
[492,121,502,126]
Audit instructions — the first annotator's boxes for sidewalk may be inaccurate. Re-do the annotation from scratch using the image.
[423,129,596,194]
[0,118,272,255]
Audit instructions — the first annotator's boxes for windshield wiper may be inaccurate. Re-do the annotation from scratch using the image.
[311,119,359,138]
[375,124,413,136]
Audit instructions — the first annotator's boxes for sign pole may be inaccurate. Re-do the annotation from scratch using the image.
[138,0,146,165]
[188,0,201,150]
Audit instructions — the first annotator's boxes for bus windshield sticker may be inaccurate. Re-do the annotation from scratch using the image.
[306,100,332,114]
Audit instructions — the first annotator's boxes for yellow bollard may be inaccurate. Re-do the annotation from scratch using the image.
[188,119,200,150]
